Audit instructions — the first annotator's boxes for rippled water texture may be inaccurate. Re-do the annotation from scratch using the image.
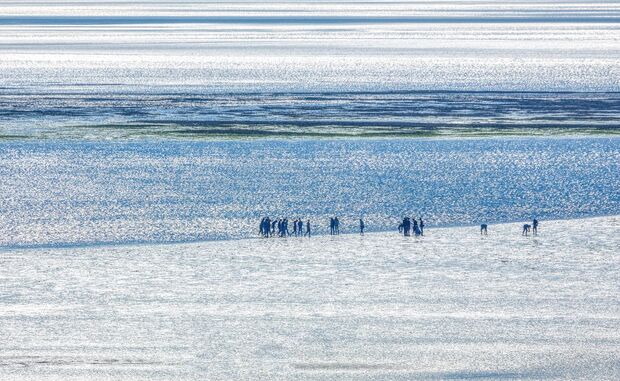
[0,1,619,137]
[0,137,618,247]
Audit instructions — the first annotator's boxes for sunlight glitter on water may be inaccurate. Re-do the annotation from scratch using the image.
[0,137,618,247]
[0,1,619,136]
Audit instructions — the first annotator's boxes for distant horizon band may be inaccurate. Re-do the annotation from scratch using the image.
[1,15,620,25]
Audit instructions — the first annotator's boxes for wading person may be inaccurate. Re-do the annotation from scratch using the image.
[532,219,539,235]
[480,224,488,235]
[360,218,365,235]
[261,217,271,237]
[403,217,411,236]
[305,220,311,237]
[413,217,421,236]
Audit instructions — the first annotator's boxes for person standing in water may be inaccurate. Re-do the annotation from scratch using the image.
[259,218,265,237]
[419,217,425,236]
[412,217,420,236]
[359,218,365,235]
[480,224,488,235]
[305,220,311,237]
[271,219,277,236]
[334,217,340,235]
[532,219,539,235]
[403,217,411,236]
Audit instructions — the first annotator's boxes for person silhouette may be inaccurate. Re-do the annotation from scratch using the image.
[264,217,271,237]
[522,224,531,236]
[480,224,488,235]
[329,217,335,235]
[359,218,365,235]
[419,218,425,236]
[403,217,411,236]
[293,219,298,236]
[334,217,340,235]
[413,218,421,236]
[532,219,539,235]
[305,220,311,237]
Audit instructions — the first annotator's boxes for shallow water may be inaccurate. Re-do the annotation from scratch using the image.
[1,216,618,380]
[1,1,619,137]
[1,137,618,247]
[1,3,618,379]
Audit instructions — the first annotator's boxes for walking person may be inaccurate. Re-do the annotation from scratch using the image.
[413,217,421,236]
[359,218,365,235]
[259,218,265,237]
[532,219,539,235]
[305,220,311,237]
[419,217,425,236]
[266,217,272,237]
[480,224,488,235]
[334,217,340,235]
[403,217,411,236]
[293,219,298,236]
[330,217,335,235]
[264,217,271,237]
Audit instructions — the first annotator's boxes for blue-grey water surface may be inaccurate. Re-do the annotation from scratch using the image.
[1,137,618,247]
[1,1,619,137]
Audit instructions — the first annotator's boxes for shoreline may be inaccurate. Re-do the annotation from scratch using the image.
[2,214,617,253]
[1,129,619,143]
[1,126,619,142]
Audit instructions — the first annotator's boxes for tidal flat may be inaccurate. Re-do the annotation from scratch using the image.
[1,216,618,380]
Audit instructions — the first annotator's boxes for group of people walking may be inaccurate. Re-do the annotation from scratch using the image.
[259,217,311,237]
[259,216,367,238]
[399,217,424,237]
[260,215,540,238]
